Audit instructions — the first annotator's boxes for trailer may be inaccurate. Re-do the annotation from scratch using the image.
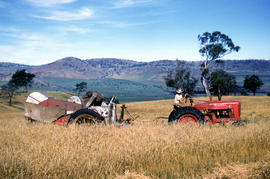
[24,91,128,125]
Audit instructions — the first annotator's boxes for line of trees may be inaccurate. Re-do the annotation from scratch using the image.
[165,64,264,100]
[210,72,264,99]
[164,31,264,100]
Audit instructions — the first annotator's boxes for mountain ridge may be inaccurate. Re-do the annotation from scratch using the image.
[1,57,270,96]
[1,57,270,80]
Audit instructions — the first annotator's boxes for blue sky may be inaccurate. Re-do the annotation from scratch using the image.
[0,0,269,65]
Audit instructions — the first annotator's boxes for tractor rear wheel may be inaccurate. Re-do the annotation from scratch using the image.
[172,106,205,124]
[68,109,104,125]
[168,110,176,123]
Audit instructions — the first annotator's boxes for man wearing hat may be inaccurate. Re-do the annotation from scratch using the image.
[168,88,188,123]
[174,88,188,107]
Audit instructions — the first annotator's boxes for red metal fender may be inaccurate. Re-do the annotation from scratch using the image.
[53,114,71,125]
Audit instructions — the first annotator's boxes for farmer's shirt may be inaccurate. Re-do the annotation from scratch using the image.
[174,93,184,104]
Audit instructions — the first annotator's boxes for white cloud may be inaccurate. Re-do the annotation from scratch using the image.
[0,27,42,41]
[65,27,93,34]
[0,34,74,65]
[113,0,155,8]
[4,33,41,41]
[99,21,127,28]
[34,8,93,21]
[26,0,77,7]
[0,27,93,64]
[100,20,156,28]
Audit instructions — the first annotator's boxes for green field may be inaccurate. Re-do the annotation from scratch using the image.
[35,77,172,103]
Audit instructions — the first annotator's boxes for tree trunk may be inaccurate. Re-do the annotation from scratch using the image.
[218,87,222,101]
[201,76,211,97]
[201,62,211,98]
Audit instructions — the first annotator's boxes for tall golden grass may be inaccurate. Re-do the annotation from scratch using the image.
[0,94,270,178]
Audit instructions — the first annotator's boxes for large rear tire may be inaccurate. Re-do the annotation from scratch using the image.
[168,110,176,123]
[170,106,205,124]
[68,109,104,125]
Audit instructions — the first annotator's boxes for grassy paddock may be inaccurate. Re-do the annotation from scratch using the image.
[0,95,270,178]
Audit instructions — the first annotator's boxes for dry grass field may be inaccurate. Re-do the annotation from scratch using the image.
[0,92,270,178]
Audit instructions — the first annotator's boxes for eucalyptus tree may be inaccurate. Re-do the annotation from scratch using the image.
[198,31,240,97]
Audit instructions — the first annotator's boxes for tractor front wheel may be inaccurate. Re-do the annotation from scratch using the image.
[68,109,104,125]
[172,107,205,124]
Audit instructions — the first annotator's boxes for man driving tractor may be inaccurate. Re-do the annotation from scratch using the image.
[174,88,188,107]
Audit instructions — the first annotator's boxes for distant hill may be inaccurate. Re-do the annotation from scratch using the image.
[1,57,270,101]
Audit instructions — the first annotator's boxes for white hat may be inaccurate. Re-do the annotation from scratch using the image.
[176,88,183,93]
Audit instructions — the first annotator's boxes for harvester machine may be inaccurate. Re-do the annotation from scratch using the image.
[24,91,130,125]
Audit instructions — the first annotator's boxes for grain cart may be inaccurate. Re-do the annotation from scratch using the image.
[24,91,128,125]
[168,97,241,125]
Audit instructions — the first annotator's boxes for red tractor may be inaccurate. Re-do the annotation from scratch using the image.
[168,97,241,125]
